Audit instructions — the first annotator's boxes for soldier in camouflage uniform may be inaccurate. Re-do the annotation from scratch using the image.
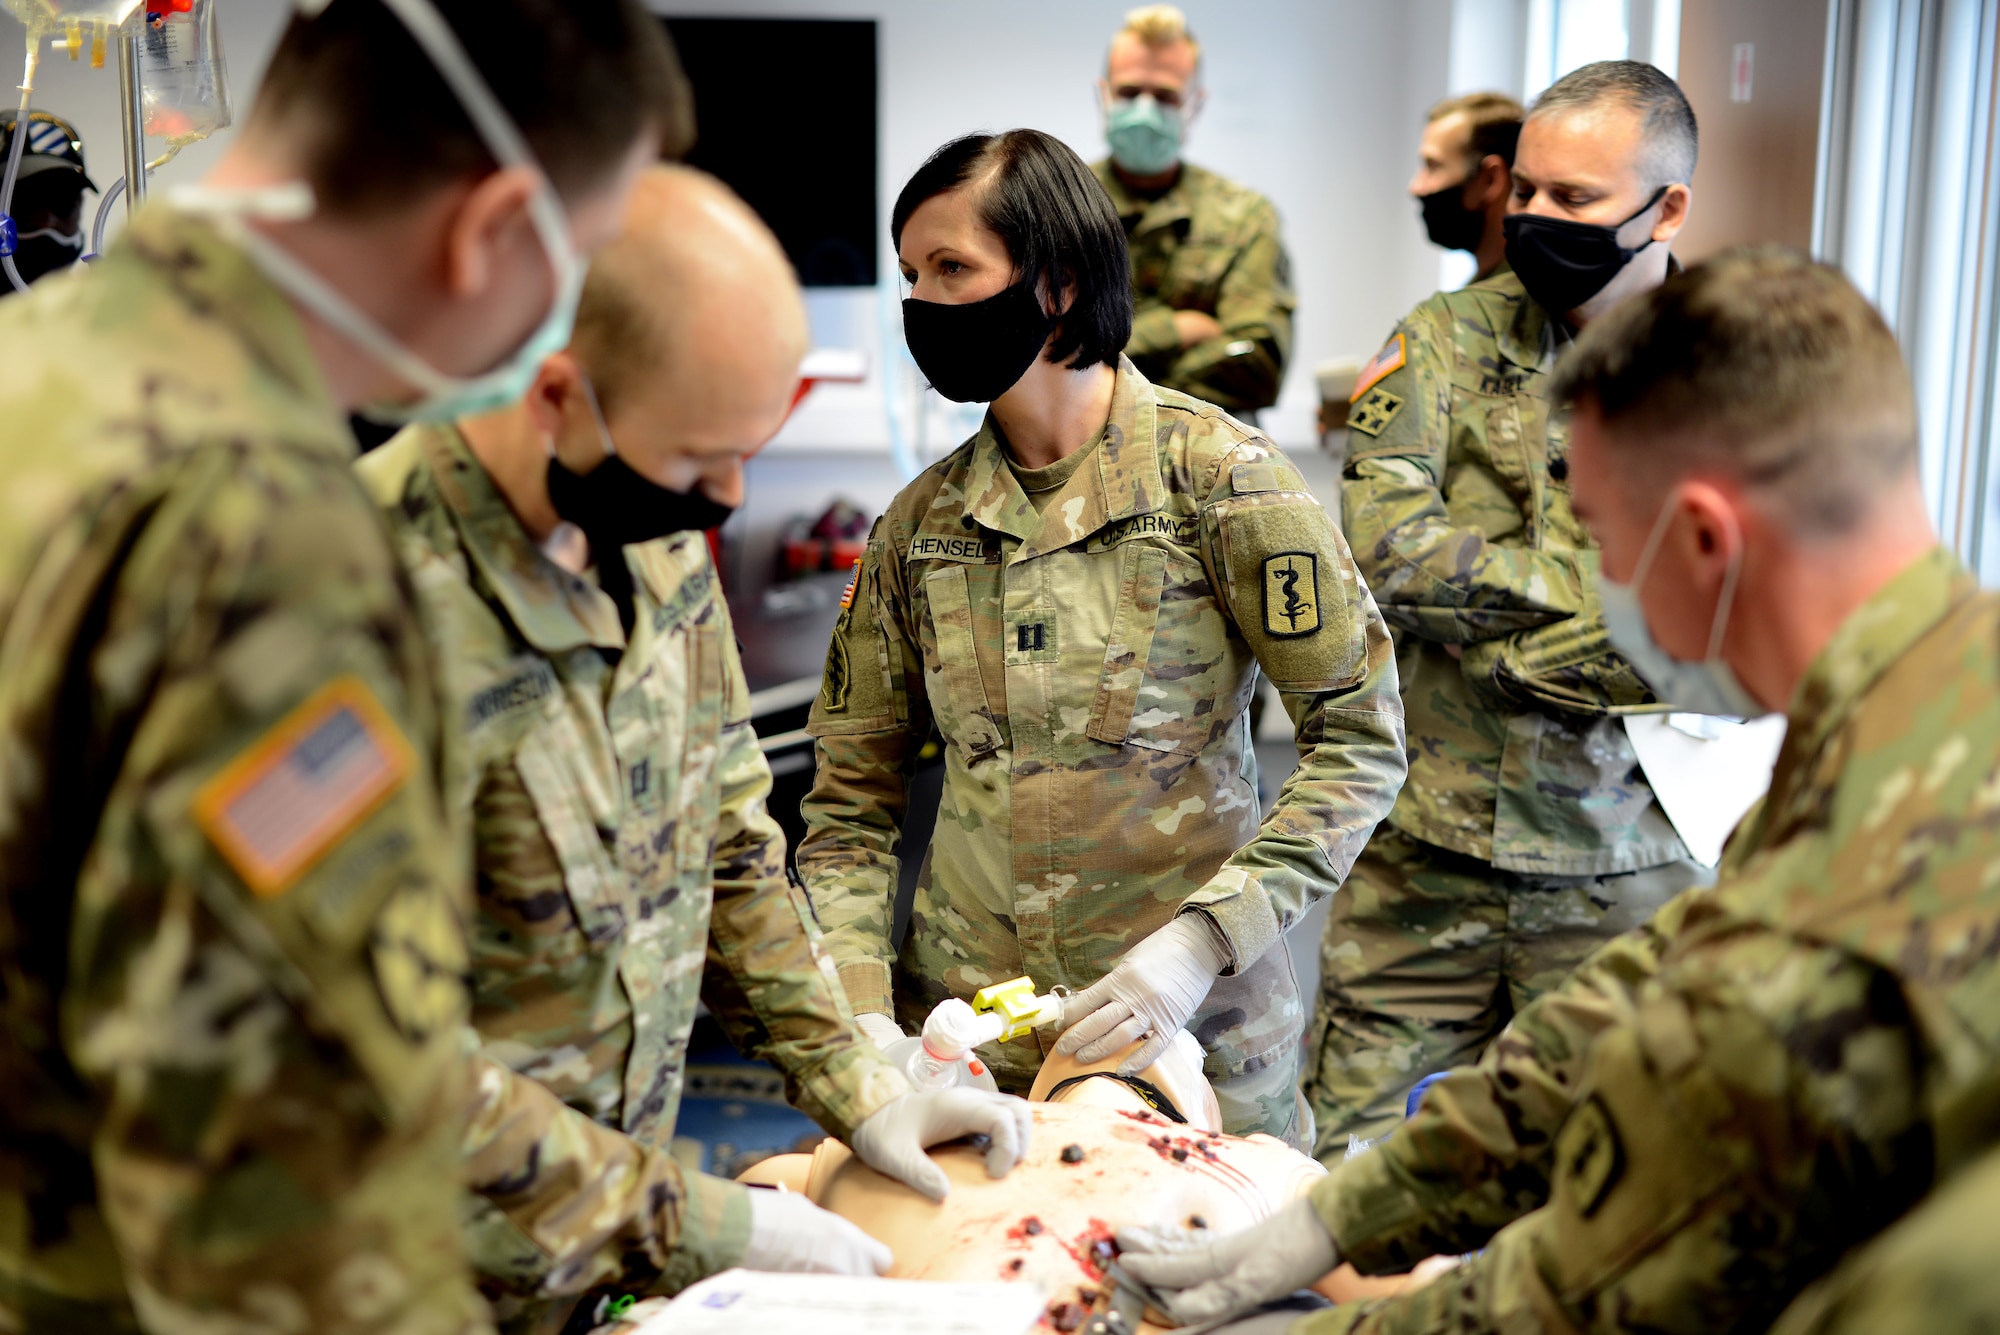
[0,5,801,1330]
[1091,6,1294,416]
[800,129,1405,1150]
[1124,249,2000,1335]
[363,166,1030,1330]
[1765,1071,2000,1335]
[1304,62,1708,1155]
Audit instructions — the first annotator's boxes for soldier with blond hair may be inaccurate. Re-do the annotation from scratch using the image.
[1092,4,1295,419]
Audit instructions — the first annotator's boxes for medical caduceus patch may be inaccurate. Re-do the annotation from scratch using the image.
[1261,551,1322,638]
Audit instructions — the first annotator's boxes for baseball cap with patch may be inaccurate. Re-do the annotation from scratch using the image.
[0,109,98,192]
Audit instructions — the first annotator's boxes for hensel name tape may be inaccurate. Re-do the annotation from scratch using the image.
[908,535,997,563]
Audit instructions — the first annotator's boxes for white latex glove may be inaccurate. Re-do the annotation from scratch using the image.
[854,1011,906,1049]
[1054,913,1230,1073]
[1116,1198,1341,1325]
[850,1087,1033,1202]
[743,1187,893,1275]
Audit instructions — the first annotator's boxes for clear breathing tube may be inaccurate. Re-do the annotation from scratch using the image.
[2,19,46,294]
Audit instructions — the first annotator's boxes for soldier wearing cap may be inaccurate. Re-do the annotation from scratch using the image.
[1091,5,1294,420]
[0,107,95,289]
[1121,243,2000,1335]
[800,129,1405,1151]
[1302,61,1710,1158]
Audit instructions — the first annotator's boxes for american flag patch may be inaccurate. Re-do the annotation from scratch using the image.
[839,557,861,609]
[193,678,413,898]
[1350,334,1407,402]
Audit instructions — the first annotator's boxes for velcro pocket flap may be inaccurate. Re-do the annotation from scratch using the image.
[1085,543,1169,747]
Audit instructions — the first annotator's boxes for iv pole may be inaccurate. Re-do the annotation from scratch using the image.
[114,7,139,212]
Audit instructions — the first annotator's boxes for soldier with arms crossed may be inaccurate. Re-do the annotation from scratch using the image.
[1091,5,1295,420]
[1124,247,2000,1335]
[1305,61,1710,1157]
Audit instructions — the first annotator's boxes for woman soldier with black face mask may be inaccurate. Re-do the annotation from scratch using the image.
[796,128,1408,1150]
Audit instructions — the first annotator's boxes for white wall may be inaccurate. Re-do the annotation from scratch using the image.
[1,1,1471,634]
[655,0,1464,611]
[659,0,1457,459]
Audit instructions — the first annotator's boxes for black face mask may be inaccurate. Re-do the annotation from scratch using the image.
[1503,186,1670,316]
[547,453,735,634]
[901,280,1056,403]
[1419,175,1487,253]
[547,454,736,554]
[9,234,81,287]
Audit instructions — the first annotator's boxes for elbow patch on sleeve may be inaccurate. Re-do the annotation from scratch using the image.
[1213,490,1368,692]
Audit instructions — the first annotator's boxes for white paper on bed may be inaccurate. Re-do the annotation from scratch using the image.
[631,1268,1046,1335]
[1625,712,1789,868]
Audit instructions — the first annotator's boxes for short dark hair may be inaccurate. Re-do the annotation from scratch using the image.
[1553,246,1917,535]
[1427,91,1523,168]
[252,0,694,216]
[1531,60,1697,189]
[891,130,1132,373]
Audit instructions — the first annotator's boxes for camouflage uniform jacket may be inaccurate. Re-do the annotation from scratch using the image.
[1093,160,1295,414]
[359,423,908,1151]
[0,207,752,1334]
[1766,1070,2000,1335]
[798,358,1406,1094]
[1302,546,2000,1334]
[1342,267,1687,875]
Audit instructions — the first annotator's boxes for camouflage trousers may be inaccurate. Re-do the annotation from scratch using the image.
[1216,1051,1314,1155]
[1300,826,1706,1162]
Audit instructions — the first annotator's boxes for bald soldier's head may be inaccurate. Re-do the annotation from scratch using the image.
[567,165,809,489]
[461,164,807,546]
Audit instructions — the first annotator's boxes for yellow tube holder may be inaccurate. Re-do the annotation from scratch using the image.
[971,976,1064,1043]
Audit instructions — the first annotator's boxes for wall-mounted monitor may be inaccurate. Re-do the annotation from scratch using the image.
[661,17,879,288]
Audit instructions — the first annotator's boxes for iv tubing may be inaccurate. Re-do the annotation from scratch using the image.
[2,20,45,295]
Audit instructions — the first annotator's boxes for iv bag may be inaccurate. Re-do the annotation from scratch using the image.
[2,0,143,69]
[1,0,143,27]
[140,0,230,146]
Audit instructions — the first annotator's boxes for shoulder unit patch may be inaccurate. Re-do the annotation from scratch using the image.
[1347,387,1405,438]
[1556,1094,1625,1218]
[193,677,414,898]
[1261,552,1322,638]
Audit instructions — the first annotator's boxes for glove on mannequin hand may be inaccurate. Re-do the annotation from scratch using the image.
[744,1188,893,1275]
[1054,913,1230,1073]
[850,1087,1034,1202]
[854,1011,906,1049]
[1116,1198,1341,1325]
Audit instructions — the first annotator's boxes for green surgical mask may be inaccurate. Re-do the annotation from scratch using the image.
[1106,93,1183,177]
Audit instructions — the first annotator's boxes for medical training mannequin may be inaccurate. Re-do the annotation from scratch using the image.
[606,1039,1452,1334]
